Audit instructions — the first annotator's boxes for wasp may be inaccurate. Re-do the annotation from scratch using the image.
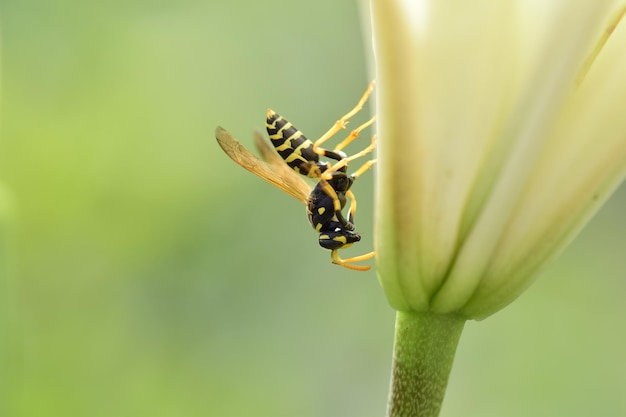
[215,82,376,271]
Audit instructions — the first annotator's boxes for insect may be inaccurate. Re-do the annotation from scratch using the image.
[215,82,376,271]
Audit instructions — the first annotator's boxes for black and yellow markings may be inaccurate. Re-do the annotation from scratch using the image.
[266,110,323,177]
[216,81,377,271]
[266,109,351,177]
[320,233,348,246]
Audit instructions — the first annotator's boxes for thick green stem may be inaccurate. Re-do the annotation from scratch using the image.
[387,311,466,417]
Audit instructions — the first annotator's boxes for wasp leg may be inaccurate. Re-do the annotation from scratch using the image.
[322,135,377,181]
[318,179,354,230]
[343,158,377,225]
[314,117,376,165]
[312,81,375,156]
[346,190,357,225]
[331,249,375,271]
[350,158,377,179]
[334,116,376,152]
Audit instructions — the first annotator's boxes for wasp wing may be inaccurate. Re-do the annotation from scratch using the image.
[215,127,311,204]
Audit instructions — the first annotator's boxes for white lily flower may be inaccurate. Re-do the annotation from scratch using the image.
[372,0,626,320]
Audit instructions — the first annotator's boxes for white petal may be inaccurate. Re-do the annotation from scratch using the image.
[430,2,626,315]
[462,8,626,318]
[373,0,626,316]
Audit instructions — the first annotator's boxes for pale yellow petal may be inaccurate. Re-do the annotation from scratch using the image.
[373,0,626,316]
[462,8,626,318]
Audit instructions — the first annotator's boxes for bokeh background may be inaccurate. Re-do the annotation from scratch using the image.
[1,1,625,416]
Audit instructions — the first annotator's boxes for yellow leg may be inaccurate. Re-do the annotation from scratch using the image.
[334,116,376,152]
[344,158,377,224]
[313,81,375,155]
[319,180,344,213]
[322,135,377,181]
[331,249,376,271]
[350,158,377,180]
[331,158,377,227]
[319,179,353,230]
[346,190,357,225]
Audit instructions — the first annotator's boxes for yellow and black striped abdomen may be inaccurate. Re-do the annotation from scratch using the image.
[266,109,321,177]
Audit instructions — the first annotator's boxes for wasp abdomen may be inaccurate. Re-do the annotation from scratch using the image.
[266,110,321,177]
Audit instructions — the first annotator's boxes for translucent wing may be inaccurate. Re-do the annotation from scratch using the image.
[215,127,311,203]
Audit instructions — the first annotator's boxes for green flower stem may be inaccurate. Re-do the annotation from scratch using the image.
[387,311,466,417]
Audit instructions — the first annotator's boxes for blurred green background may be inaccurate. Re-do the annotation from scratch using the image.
[1,1,625,416]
